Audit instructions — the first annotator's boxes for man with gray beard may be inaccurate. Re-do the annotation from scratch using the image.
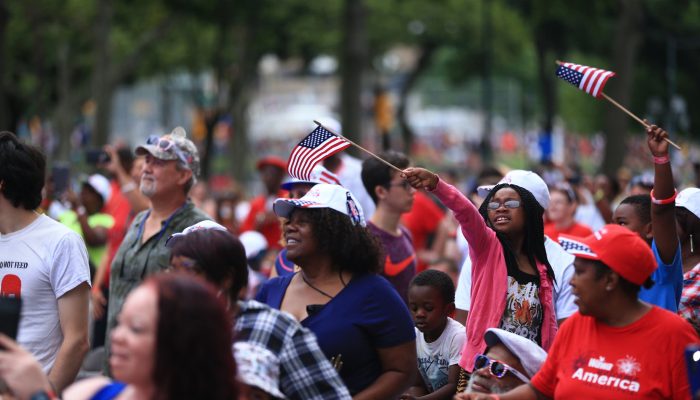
[104,127,209,373]
[455,328,546,398]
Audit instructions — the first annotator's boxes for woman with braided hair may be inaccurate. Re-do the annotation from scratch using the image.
[403,167,557,375]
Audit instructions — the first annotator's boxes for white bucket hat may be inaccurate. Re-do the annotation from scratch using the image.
[484,328,547,378]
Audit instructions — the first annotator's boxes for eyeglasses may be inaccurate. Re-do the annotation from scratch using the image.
[387,180,412,190]
[146,135,190,166]
[473,354,530,383]
[486,200,521,210]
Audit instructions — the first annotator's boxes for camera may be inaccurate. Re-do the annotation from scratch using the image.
[85,149,111,165]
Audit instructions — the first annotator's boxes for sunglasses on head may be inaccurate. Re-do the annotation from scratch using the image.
[486,200,521,210]
[473,354,530,383]
[146,135,189,166]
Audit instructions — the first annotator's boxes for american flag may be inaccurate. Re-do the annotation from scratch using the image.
[556,62,615,98]
[318,170,341,185]
[287,126,351,180]
[559,237,597,258]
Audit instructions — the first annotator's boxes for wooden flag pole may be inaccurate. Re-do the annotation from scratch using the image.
[313,120,404,174]
[600,92,682,150]
[555,60,681,150]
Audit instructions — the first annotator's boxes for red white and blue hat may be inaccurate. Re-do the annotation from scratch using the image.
[273,183,365,227]
[559,224,655,286]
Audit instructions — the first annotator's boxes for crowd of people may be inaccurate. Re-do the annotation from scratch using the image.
[0,117,698,400]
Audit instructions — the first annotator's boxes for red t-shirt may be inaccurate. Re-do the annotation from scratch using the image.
[400,191,445,272]
[544,222,593,242]
[531,307,698,399]
[101,180,134,288]
[240,191,287,250]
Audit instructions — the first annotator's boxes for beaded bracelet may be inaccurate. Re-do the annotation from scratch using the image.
[650,188,677,205]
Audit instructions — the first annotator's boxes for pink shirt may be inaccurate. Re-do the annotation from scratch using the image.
[431,179,557,371]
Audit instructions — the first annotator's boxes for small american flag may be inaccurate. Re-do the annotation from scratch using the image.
[287,126,351,180]
[559,237,597,258]
[556,62,615,98]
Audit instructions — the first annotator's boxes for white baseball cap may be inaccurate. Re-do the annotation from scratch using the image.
[165,220,228,248]
[273,183,365,227]
[84,174,112,203]
[233,342,286,399]
[484,328,547,378]
[239,231,268,259]
[477,170,550,209]
[677,187,700,219]
[280,164,341,191]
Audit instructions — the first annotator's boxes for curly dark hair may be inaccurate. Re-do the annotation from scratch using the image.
[292,208,383,275]
[148,273,238,400]
[168,229,248,304]
[478,183,555,281]
[0,131,46,210]
[410,269,455,304]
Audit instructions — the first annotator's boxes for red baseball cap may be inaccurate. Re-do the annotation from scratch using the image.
[256,156,287,171]
[558,224,656,286]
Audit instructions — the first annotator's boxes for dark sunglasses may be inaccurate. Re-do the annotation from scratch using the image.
[486,200,521,210]
[473,354,530,383]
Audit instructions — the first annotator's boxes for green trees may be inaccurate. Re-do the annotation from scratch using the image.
[0,0,698,177]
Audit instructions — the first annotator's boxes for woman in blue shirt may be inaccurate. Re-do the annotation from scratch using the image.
[257,183,417,398]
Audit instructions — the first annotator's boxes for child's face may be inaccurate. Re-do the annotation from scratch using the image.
[408,285,453,339]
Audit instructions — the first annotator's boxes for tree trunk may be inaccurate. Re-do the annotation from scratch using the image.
[397,42,437,154]
[226,3,261,181]
[201,0,231,180]
[535,34,557,163]
[340,0,367,150]
[480,0,494,162]
[54,42,75,162]
[0,1,9,130]
[229,77,255,181]
[602,0,643,175]
[92,0,113,147]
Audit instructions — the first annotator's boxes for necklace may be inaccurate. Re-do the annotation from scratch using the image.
[300,273,335,299]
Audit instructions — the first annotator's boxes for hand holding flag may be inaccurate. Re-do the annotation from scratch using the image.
[555,60,681,150]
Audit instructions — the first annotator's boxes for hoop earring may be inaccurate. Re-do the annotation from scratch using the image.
[691,234,695,254]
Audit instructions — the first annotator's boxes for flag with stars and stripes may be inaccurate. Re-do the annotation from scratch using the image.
[287,126,351,180]
[556,62,615,99]
[559,237,598,258]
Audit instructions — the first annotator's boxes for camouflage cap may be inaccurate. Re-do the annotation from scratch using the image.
[135,127,200,176]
